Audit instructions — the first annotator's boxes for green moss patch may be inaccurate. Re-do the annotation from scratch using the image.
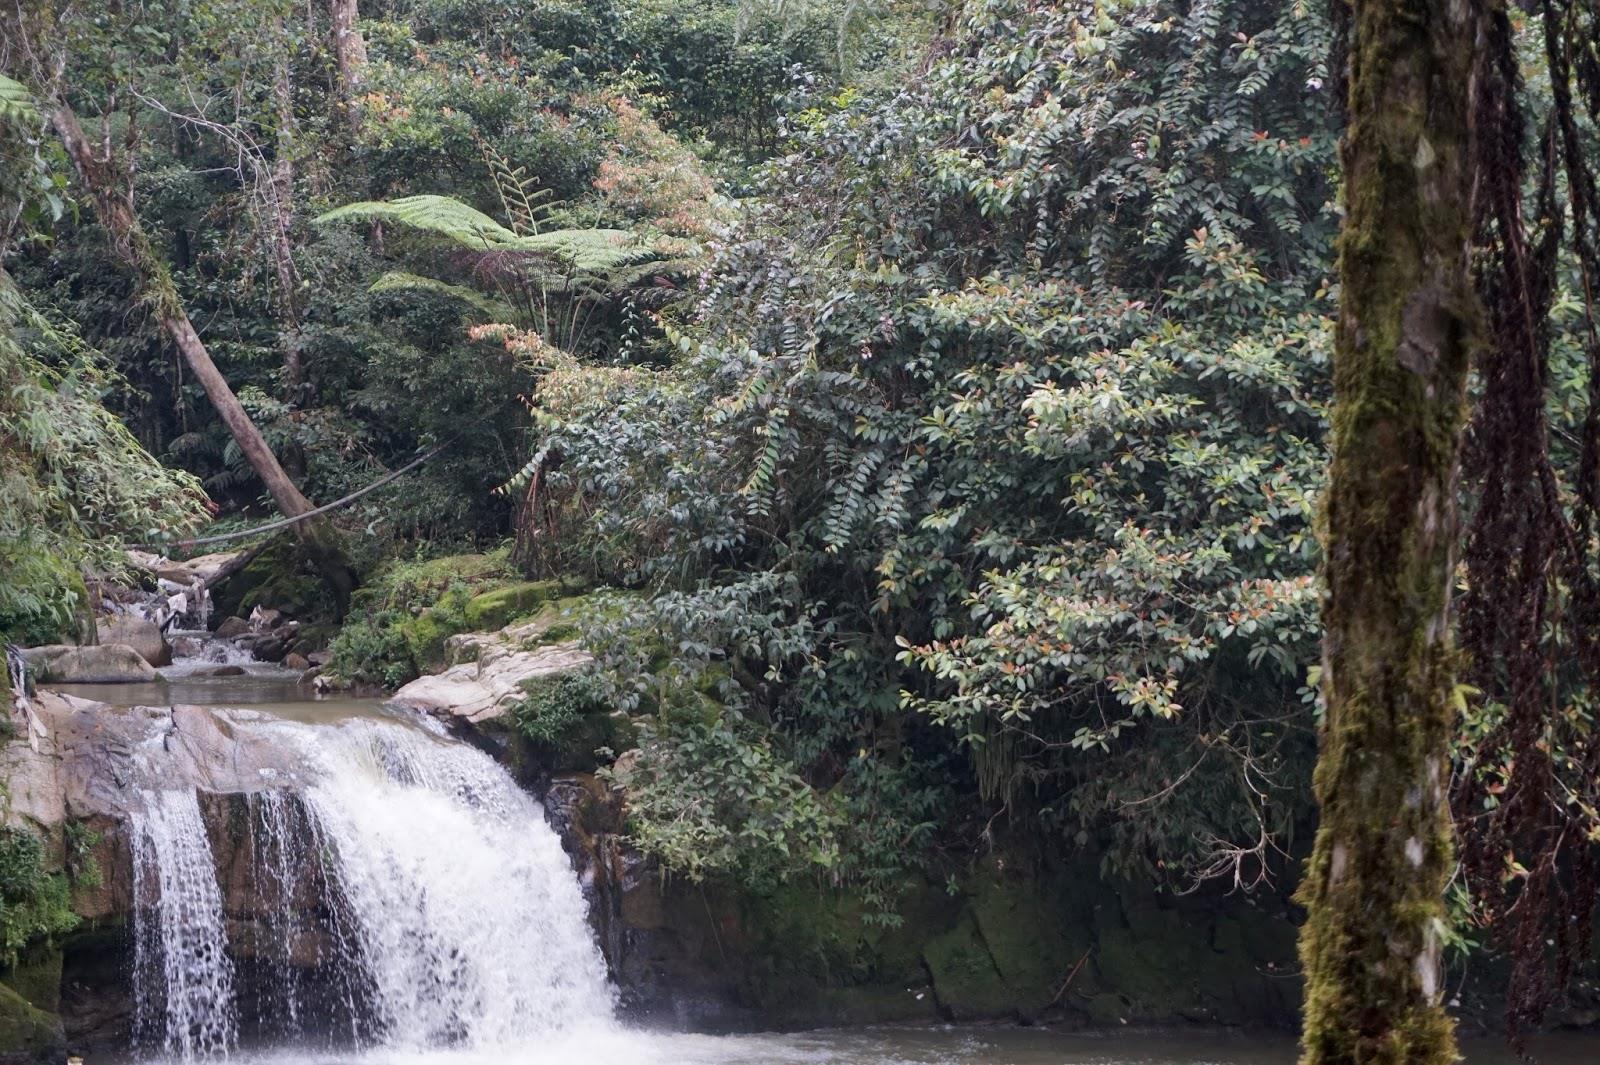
[213,539,337,622]
[922,911,1014,1019]
[0,983,60,1060]
[464,578,586,631]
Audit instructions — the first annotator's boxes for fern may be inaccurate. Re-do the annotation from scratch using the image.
[317,194,523,246]
[315,193,650,272]
[369,271,517,320]
[0,75,38,125]
[481,139,556,238]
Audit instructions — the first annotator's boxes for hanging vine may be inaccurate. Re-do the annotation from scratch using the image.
[1456,0,1600,1041]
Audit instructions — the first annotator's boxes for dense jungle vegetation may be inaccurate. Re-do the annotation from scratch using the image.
[5,0,1600,1053]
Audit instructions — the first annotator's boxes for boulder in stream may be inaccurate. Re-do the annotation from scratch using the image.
[18,645,157,684]
[94,617,171,668]
[214,616,250,640]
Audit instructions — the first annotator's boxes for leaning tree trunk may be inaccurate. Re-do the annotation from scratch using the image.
[328,0,368,135]
[48,100,355,611]
[271,33,305,404]
[1295,0,1484,1062]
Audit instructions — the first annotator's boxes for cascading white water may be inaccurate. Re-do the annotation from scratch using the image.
[131,714,616,1061]
[296,720,616,1049]
[130,790,239,1062]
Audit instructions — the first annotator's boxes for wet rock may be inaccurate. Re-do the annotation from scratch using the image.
[20,645,157,684]
[94,617,171,668]
[3,693,306,829]
[195,665,246,678]
[170,635,207,658]
[248,606,284,630]
[238,623,297,663]
[215,616,250,640]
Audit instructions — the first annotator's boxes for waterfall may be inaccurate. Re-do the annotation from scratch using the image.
[130,715,616,1060]
[131,790,239,1061]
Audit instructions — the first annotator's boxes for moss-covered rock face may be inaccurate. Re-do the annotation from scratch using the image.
[0,983,62,1063]
[212,539,336,623]
[922,912,1015,1019]
[2,948,61,1016]
[962,860,1096,1019]
[568,833,1304,1032]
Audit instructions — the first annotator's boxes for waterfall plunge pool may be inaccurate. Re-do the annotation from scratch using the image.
[59,671,1598,1065]
[100,1027,1596,1064]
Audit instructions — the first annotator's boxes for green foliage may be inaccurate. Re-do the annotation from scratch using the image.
[513,670,607,746]
[608,710,843,888]
[537,0,1336,891]
[367,272,518,321]
[0,828,77,968]
[0,76,35,124]
[0,270,206,643]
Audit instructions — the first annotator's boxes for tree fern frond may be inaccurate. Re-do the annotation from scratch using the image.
[316,195,525,248]
[513,228,656,272]
[0,75,38,125]
[368,271,518,320]
[481,139,556,238]
[317,194,653,272]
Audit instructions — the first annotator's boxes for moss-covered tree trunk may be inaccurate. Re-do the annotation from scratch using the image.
[1296,0,1483,1062]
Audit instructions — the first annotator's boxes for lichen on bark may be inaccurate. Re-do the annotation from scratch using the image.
[1295,0,1486,1062]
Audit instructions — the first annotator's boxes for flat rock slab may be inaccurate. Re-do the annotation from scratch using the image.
[390,640,590,725]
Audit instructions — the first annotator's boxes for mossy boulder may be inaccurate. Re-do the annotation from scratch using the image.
[399,600,467,674]
[0,983,61,1063]
[464,579,586,632]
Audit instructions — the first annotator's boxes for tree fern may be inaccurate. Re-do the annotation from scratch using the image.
[315,194,650,272]
[317,194,524,247]
[368,271,517,320]
[481,139,556,238]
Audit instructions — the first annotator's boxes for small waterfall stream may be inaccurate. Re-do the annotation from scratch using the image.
[127,715,615,1062]
[131,791,239,1060]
